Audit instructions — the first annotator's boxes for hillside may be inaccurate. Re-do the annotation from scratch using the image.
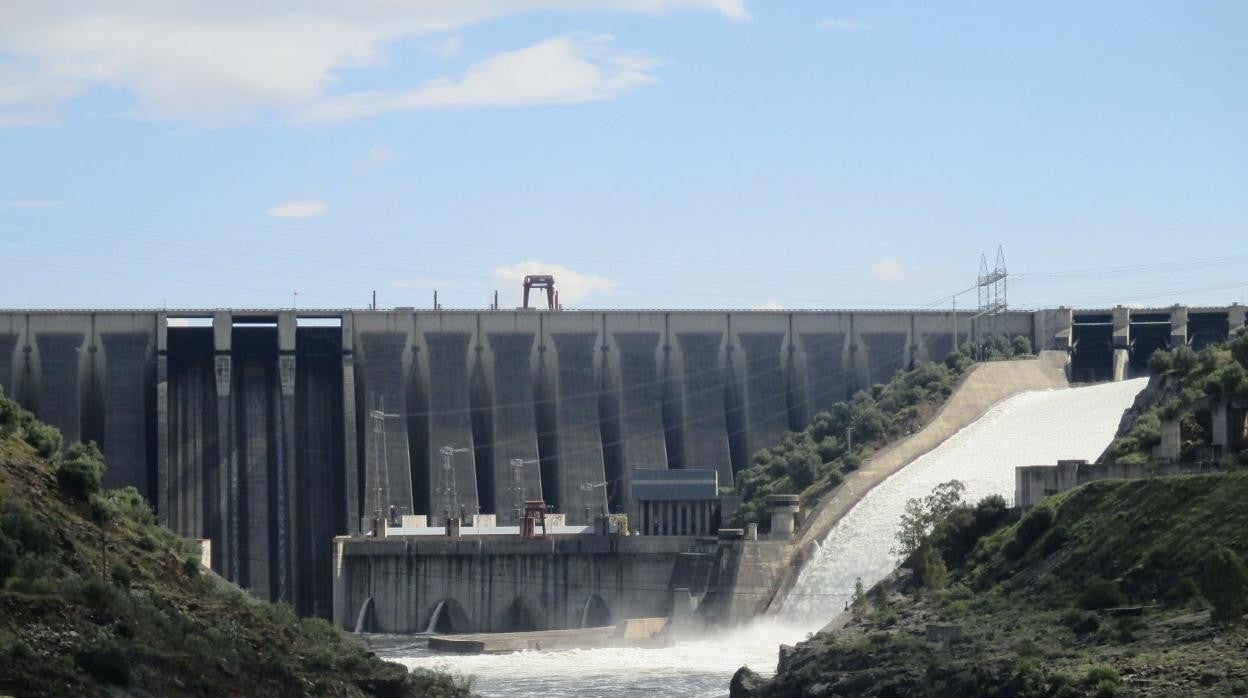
[0,390,470,697]
[734,335,1037,529]
[733,473,1248,697]
[1102,329,1248,466]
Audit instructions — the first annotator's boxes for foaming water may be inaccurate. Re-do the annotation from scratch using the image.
[373,618,804,697]
[779,378,1148,628]
[377,379,1147,697]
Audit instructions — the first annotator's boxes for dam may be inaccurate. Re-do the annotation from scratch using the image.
[0,304,1241,616]
[376,378,1150,697]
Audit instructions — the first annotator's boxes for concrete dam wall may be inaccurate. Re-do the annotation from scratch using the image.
[0,304,1239,616]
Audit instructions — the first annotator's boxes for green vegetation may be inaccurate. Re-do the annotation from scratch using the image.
[1202,545,1248,625]
[733,356,971,528]
[1111,328,1248,466]
[735,473,1248,697]
[963,333,1034,361]
[733,334,1034,529]
[0,387,472,697]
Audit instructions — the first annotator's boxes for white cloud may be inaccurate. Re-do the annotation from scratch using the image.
[2,199,71,208]
[0,1,746,125]
[494,261,615,306]
[869,257,905,283]
[753,299,785,310]
[267,200,327,219]
[816,18,861,31]
[423,35,464,59]
[363,145,396,167]
[300,34,661,123]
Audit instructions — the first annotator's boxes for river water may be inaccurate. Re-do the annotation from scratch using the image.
[372,379,1147,697]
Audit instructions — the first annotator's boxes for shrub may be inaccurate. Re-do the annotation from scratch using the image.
[0,510,52,555]
[1014,506,1054,549]
[0,533,17,583]
[917,543,948,589]
[77,641,132,686]
[1172,346,1198,375]
[111,563,133,589]
[1200,545,1248,624]
[1084,665,1122,697]
[1111,615,1142,643]
[1011,335,1033,357]
[1041,525,1070,556]
[24,420,63,457]
[57,441,106,501]
[1079,576,1128,610]
[0,389,21,438]
[99,487,154,526]
[842,452,862,471]
[78,577,121,611]
[1167,577,1201,606]
[1148,349,1174,374]
[1003,537,1027,561]
[1061,609,1100,636]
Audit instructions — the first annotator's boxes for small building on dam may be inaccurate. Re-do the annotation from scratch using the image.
[0,304,1242,618]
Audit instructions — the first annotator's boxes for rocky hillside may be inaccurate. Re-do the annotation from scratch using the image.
[0,389,471,697]
[733,473,1248,697]
[1100,329,1248,466]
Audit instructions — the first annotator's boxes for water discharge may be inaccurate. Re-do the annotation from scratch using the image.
[374,379,1147,697]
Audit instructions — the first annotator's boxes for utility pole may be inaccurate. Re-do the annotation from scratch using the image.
[370,396,399,526]
[952,294,957,354]
[371,290,376,310]
[510,458,538,524]
[439,446,469,524]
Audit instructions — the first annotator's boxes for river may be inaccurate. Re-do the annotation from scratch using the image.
[372,378,1147,697]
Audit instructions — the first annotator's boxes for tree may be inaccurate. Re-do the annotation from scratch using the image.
[894,480,966,557]
[918,543,948,589]
[1201,545,1248,624]
[57,441,106,501]
[1011,335,1033,357]
[850,577,867,618]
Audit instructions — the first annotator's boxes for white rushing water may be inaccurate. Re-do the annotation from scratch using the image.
[375,379,1147,697]
[778,378,1147,629]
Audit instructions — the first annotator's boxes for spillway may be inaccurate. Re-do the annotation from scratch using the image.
[374,378,1147,696]
[778,377,1147,628]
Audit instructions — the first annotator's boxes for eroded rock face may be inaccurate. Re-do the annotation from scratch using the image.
[729,667,764,698]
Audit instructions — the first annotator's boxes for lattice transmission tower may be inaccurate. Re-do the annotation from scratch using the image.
[977,246,1008,316]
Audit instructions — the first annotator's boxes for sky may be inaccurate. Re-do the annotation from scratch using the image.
[1,1,1246,311]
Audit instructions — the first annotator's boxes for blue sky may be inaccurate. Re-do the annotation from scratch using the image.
[1,1,1245,311]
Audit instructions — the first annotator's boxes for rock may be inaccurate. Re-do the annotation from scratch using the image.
[777,644,798,673]
[730,667,765,698]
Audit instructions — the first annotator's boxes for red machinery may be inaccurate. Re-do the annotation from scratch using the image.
[521,500,548,540]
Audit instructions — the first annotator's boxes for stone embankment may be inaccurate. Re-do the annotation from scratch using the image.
[765,352,1069,612]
